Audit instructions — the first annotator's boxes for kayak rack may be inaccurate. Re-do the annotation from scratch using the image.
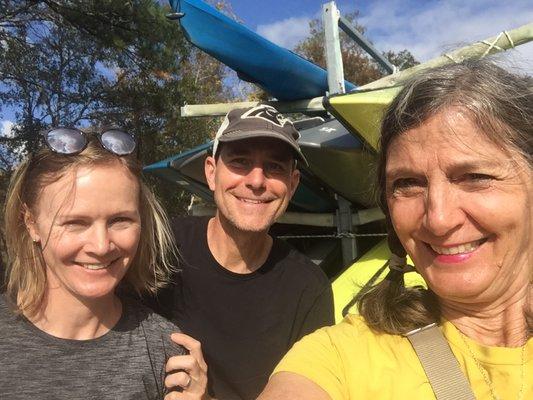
[158,0,533,268]
[166,1,400,266]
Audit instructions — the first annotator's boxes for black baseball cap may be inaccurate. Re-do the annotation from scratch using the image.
[212,105,308,165]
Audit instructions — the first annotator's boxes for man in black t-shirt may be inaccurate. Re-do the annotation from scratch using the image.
[156,105,334,400]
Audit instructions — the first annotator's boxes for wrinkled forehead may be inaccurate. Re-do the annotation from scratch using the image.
[219,137,295,162]
[387,109,519,166]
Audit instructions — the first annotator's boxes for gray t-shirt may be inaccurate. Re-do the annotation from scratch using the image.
[0,294,185,399]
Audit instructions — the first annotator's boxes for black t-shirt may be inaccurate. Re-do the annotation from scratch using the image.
[151,216,334,400]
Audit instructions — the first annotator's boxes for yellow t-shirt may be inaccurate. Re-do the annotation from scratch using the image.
[274,315,532,400]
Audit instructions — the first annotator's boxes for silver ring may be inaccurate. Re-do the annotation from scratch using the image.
[184,375,192,390]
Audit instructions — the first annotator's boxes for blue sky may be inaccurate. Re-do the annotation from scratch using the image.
[228,0,532,64]
[2,0,532,136]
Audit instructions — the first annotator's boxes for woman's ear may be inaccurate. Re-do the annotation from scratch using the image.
[23,206,40,243]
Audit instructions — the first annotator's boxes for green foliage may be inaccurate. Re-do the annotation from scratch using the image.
[294,12,419,86]
[0,0,232,268]
[0,0,228,193]
[384,50,419,72]
[246,12,419,100]
[0,1,420,272]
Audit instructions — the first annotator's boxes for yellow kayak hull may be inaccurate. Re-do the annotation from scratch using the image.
[331,239,426,323]
[324,86,402,153]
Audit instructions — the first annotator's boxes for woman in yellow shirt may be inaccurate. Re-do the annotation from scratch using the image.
[258,59,532,400]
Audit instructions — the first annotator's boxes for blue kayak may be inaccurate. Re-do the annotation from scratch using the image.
[168,0,356,100]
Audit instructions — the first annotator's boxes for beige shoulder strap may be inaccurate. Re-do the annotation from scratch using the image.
[406,324,476,400]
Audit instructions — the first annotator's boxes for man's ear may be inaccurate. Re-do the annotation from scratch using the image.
[289,168,300,198]
[23,207,41,243]
[205,156,217,191]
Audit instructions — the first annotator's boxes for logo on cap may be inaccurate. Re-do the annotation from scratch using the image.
[212,104,308,165]
[241,105,290,128]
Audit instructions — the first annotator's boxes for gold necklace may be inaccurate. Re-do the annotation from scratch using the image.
[459,332,526,400]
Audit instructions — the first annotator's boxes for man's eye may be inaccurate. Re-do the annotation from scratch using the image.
[230,158,250,167]
[265,162,287,174]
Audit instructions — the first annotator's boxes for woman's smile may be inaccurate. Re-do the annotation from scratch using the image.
[386,109,531,300]
[428,238,486,256]
[29,163,141,301]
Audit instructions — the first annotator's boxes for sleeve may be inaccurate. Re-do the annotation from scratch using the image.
[153,316,186,359]
[298,283,335,338]
[273,327,347,400]
[139,311,186,365]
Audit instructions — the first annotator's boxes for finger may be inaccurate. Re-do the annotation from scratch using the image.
[165,354,198,373]
[164,391,185,400]
[171,333,208,369]
[165,370,191,390]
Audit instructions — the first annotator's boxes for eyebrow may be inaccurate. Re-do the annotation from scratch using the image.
[448,160,505,171]
[386,160,505,179]
[224,147,252,157]
[56,209,139,220]
[385,167,420,179]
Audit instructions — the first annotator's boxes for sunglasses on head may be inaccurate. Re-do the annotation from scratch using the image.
[42,127,137,156]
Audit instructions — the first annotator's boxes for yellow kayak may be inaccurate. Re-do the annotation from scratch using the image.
[324,86,402,153]
[332,239,426,323]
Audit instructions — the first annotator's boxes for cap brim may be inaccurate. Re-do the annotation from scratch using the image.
[217,130,309,166]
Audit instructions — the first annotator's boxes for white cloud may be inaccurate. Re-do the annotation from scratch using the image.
[257,17,312,49]
[0,120,15,138]
[255,0,532,71]
[359,0,533,69]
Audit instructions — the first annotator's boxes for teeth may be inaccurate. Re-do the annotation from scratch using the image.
[430,240,483,255]
[79,263,109,270]
[241,198,265,204]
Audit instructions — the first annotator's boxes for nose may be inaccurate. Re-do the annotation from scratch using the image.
[245,166,267,190]
[85,224,115,256]
[423,183,465,237]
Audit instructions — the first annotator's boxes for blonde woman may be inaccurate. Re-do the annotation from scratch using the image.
[0,129,207,399]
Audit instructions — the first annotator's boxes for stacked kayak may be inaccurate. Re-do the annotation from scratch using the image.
[150,1,532,321]
[168,0,356,101]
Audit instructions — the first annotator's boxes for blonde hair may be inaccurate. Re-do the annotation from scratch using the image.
[4,137,177,316]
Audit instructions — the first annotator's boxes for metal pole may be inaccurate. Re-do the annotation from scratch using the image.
[181,97,325,117]
[360,22,533,90]
[322,2,345,95]
[338,16,397,74]
[323,2,357,265]
[336,195,358,264]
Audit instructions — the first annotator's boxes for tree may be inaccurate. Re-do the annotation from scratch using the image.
[294,12,419,86]
[0,1,232,268]
[244,11,419,102]
[0,0,229,193]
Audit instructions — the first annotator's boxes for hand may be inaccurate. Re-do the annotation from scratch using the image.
[164,333,211,400]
